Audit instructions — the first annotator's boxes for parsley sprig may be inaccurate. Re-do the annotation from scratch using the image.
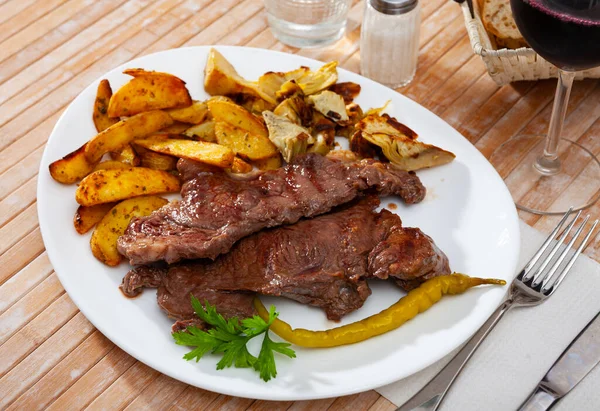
[172,295,296,382]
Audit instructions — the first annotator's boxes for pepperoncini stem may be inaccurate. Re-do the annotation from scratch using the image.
[254,273,505,348]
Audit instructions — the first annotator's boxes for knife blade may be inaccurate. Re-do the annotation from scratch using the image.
[519,310,600,411]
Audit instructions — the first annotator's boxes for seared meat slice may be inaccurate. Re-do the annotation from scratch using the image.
[121,265,256,330]
[368,227,451,290]
[120,265,166,298]
[117,153,426,265]
[154,197,390,321]
[123,196,450,324]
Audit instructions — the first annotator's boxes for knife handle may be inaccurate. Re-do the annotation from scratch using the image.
[518,385,559,411]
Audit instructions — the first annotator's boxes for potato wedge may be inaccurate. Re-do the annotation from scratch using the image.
[107,70,192,117]
[109,144,140,166]
[93,160,131,171]
[253,155,282,170]
[49,143,96,184]
[166,100,208,124]
[75,167,180,206]
[85,110,173,163]
[361,132,456,171]
[93,80,118,132]
[230,157,253,173]
[157,121,190,134]
[134,137,234,168]
[90,196,168,266]
[134,145,178,171]
[74,202,117,234]
[204,48,276,104]
[214,121,278,161]
[208,99,268,138]
[183,120,216,142]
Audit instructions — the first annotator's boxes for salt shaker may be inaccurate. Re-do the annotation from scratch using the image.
[360,0,421,88]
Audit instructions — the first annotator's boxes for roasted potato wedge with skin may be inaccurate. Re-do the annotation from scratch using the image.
[90,196,168,266]
[204,48,276,104]
[110,144,140,166]
[183,121,216,142]
[93,80,118,133]
[362,132,456,171]
[93,160,131,171]
[208,99,269,138]
[157,121,190,134]
[74,202,117,234]
[253,155,282,170]
[75,167,181,206]
[85,110,173,163]
[166,100,208,124]
[49,143,96,184]
[230,157,253,173]
[214,121,278,161]
[107,70,192,117]
[134,145,178,171]
[134,137,234,168]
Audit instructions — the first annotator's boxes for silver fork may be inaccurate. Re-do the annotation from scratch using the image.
[397,209,599,411]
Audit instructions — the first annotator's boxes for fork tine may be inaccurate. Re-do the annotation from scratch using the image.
[519,207,573,281]
[528,211,581,284]
[538,215,590,291]
[542,219,599,294]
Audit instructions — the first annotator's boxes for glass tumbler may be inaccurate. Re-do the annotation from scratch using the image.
[264,0,352,48]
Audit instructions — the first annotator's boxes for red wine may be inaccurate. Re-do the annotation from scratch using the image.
[510,0,600,71]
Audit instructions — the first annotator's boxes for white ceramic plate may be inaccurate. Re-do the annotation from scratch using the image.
[37,46,520,401]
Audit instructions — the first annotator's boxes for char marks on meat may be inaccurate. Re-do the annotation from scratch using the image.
[117,153,426,265]
[123,196,451,323]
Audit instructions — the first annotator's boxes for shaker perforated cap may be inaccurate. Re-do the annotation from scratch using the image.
[369,0,418,15]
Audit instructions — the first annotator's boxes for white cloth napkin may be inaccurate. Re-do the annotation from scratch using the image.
[376,221,600,410]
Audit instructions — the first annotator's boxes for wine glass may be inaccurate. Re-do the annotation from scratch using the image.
[489,0,600,215]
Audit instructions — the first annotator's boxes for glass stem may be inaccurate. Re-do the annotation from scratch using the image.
[535,70,576,176]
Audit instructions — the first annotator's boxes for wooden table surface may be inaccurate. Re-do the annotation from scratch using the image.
[1,0,599,409]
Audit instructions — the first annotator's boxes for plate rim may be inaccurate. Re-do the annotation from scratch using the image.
[37,45,521,401]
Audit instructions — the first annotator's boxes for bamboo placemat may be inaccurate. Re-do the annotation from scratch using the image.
[0,0,599,409]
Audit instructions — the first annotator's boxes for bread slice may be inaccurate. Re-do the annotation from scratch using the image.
[481,0,528,49]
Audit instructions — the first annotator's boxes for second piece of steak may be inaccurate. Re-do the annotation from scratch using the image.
[122,196,451,323]
[117,153,426,265]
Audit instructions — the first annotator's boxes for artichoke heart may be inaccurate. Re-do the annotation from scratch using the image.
[357,113,418,140]
[361,132,455,172]
[263,111,310,162]
[308,90,349,123]
[296,61,338,95]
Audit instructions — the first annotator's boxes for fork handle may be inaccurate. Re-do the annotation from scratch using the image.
[396,299,514,411]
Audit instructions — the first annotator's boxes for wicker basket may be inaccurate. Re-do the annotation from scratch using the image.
[460,2,600,85]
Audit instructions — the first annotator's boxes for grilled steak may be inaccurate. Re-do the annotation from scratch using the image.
[122,196,450,324]
[121,265,256,332]
[117,153,426,265]
[367,228,451,290]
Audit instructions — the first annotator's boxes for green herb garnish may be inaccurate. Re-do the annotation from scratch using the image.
[172,295,296,382]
